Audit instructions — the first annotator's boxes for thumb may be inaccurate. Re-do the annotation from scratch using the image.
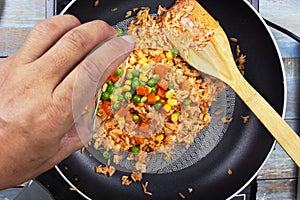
[71,35,135,122]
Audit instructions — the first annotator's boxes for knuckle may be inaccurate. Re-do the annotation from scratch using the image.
[32,19,59,36]
[64,28,91,52]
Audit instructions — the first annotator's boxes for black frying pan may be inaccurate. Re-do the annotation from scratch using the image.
[56,0,285,199]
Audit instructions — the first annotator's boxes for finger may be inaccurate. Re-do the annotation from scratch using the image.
[44,116,92,167]
[16,15,81,64]
[53,35,135,127]
[35,20,117,85]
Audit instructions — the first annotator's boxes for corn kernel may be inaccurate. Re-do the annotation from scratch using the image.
[164,104,172,112]
[165,90,173,99]
[148,87,152,94]
[115,88,123,95]
[125,80,132,85]
[102,83,108,92]
[123,85,131,91]
[155,134,164,141]
[167,99,177,106]
[166,52,173,59]
[171,113,178,122]
[111,94,118,102]
[155,96,160,101]
[142,63,152,70]
[139,57,147,65]
[138,102,144,107]
[141,96,148,103]
[139,74,148,82]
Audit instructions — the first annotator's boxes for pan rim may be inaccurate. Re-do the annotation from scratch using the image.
[56,0,287,199]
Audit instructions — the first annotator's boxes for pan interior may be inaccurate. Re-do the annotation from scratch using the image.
[85,15,237,174]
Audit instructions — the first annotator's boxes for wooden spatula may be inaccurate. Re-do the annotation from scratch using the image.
[163,0,300,166]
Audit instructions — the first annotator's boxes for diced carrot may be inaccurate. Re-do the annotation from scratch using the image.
[154,64,166,77]
[147,93,156,105]
[154,55,162,62]
[101,101,112,115]
[125,113,133,123]
[156,87,165,98]
[116,106,127,117]
[136,86,149,96]
[139,122,149,132]
[181,80,191,90]
[157,78,169,91]
[110,74,120,82]
[135,137,145,145]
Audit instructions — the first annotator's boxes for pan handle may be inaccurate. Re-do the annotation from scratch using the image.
[14,180,54,200]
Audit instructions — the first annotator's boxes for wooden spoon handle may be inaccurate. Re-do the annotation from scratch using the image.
[232,72,300,167]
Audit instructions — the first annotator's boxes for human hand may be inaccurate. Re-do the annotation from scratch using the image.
[0,14,134,189]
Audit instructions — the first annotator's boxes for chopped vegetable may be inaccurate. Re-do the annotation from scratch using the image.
[136,86,149,96]
[131,146,139,154]
[101,101,112,115]
[168,82,175,89]
[133,114,140,121]
[156,87,165,98]
[118,94,125,102]
[101,92,111,101]
[132,69,140,77]
[102,151,110,159]
[116,28,123,36]
[126,72,133,80]
[147,79,156,87]
[166,52,173,59]
[107,85,115,94]
[135,137,145,145]
[154,64,166,77]
[125,92,132,101]
[147,93,156,105]
[139,122,149,132]
[170,47,179,56]
[152,74,160,81]
[183,99,191,106]
[133,95,141,103]
[154,101,162,110]
[155,134,164,142]
[157,79,169,90]
[115,69,122,76]
[113,102,121,110]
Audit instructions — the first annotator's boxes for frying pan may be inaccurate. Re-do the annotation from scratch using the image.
[55,0,286,199]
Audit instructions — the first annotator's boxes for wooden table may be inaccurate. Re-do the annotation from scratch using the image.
[0,0,299,199]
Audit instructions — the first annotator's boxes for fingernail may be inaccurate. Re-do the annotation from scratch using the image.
[119,35,135,45]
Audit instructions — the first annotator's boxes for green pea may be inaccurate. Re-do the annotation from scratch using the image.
[113,102,121,110]
[115,69,122,76]
[183,99,191,106]
[131,146,139,154]
[133,114,140,121]
[114,81,121,88]
[168,82,175,89]
[151,87,157,94]
[133,95,141,103]
[132,80,140,89]
[101,92,110,100]
[148,79,156,87]
[126,72,133,80]
[107,85,115,94]
[132,77,139,82]
[170,47,179,56]
[102,151,110,159]
[116,28,123,36]
[152,74,160,81]
[154,101,162,110]
[118,95,125,102]
[124,92,132,101]
[132,69,140,77]
[139,81,146,86]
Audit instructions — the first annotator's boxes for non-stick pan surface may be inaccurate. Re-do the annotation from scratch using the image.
[57,0,285,199]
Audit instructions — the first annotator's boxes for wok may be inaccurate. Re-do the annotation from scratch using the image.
[55,0,286,199]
